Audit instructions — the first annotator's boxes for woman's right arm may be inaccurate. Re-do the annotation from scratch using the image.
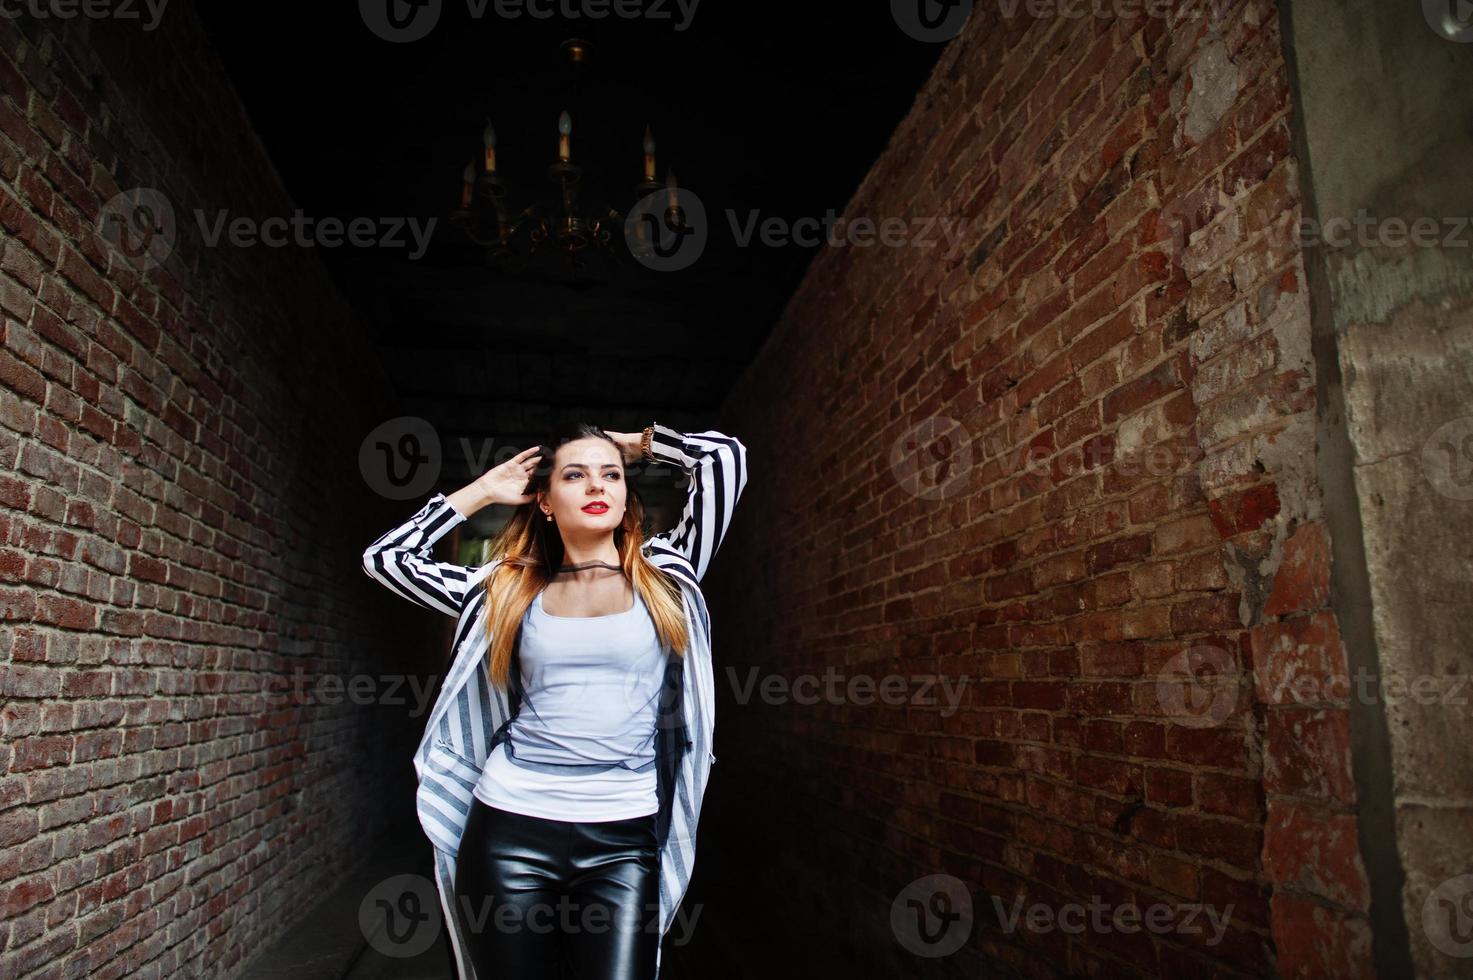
[360,491,480,617]
[361,445,542,616]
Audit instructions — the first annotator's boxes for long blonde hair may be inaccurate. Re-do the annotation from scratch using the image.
[480,425,689,691]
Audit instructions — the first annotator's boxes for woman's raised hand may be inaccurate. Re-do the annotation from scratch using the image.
[603,430,644,465]
[476,445,543,506]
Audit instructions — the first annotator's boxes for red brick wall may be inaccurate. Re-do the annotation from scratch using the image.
[712,2,1368,975]
[0,10,435,978]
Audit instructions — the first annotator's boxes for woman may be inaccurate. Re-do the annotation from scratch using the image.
[362,422,747,980]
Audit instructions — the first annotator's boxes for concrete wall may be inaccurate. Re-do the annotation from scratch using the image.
[1279,1,1473,975]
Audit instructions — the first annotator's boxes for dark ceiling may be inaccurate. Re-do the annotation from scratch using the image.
[196,2,942,502]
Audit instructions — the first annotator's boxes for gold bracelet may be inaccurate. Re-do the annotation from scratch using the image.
[640,425,654,461]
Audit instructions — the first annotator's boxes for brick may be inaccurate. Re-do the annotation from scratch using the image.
[1080,719,1121,754]
[1085,533,1151,573]
[1121,603,1171,638]
[1263,800,1370,910]
[1085,569,1131,608]
[1076,755,1142,795]
[1147,852,1200,900]
[1195,771,1261,821]
[1190,301,1253,364]
[1103,355,1185,423]
[1251,611,1348,707]
[1167,725,1250,770]
[1206,482,1281,537]
[1174,552,1228,591]
[1263,520,1331,616]
[1145,766,1193,806]
[1122,719,1167,758]
[1069,306,1137,373]
[1224,120,1293,195]
[1152,513,1219,555]
[1193,329,1276,404]
[1269,894,1374,980]
[1264,707,1356,803]
[1014,349,1073,408]
[1174,812,1262,866]
[1081,642,1143,677]
[1170,593,1240,632]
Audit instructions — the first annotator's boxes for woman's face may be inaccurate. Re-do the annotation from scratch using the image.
[538,437,626,532]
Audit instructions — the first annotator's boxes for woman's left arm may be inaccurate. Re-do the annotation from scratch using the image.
[609,424,748,582]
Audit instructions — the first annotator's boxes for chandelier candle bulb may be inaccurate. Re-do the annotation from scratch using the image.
[448,39,667,269]
[666,169,678,209]
[558,110,572,162]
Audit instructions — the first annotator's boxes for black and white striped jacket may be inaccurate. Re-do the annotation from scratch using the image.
[361,423,747,979]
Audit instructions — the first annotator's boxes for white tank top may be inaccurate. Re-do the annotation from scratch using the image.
[472,585,663,822]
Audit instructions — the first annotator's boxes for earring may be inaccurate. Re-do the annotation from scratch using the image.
[545,512,552,522]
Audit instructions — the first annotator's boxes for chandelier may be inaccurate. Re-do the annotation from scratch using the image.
[449,37,681,274]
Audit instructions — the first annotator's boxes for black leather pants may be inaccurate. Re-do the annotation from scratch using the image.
[452,797,661,980]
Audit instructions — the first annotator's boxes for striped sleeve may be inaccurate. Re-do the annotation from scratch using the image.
[361,492,478,617]
[645,424,748,583]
